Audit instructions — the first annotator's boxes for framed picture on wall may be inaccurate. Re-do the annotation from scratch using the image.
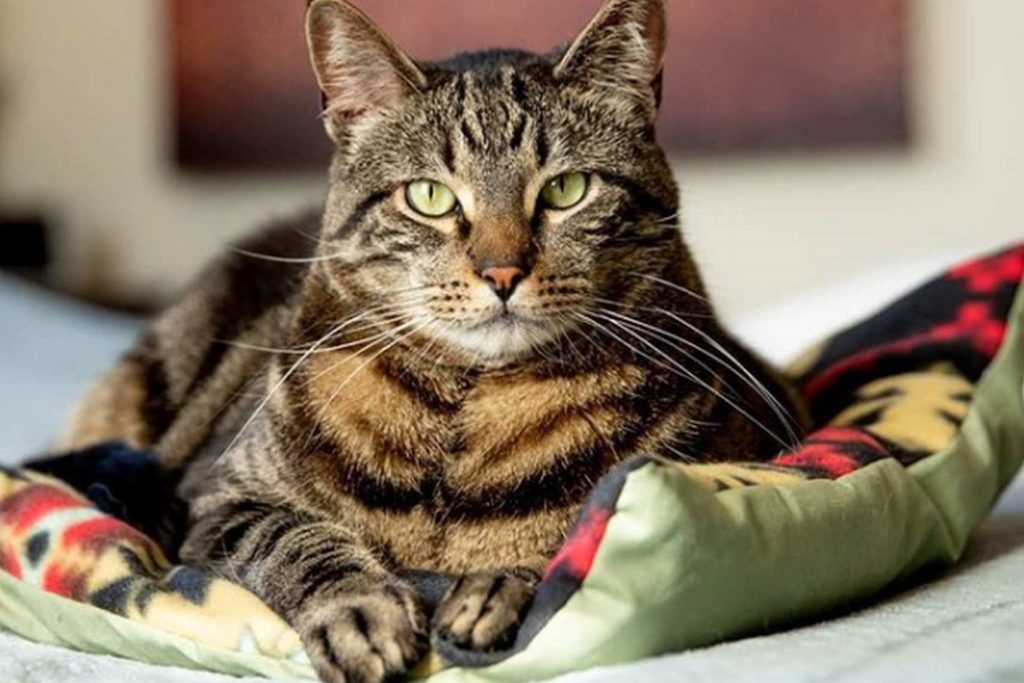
[171,0,909,170]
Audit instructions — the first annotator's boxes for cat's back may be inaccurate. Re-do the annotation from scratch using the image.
[61,211,320,466]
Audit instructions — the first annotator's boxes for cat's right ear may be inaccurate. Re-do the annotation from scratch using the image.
[306,0,427,144]
[554,0,667,119]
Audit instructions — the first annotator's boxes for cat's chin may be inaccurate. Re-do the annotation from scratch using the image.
[432,316,562,365]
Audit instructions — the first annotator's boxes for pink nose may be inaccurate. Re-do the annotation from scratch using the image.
[480,266,527,301]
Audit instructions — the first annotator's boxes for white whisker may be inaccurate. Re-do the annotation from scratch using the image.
[313,320,433,425]
[216,286,434,458]
[231,247,350,264]
[592,300,801,445]
[300,318,422,387]
[635,306,802,445]
[218,315,366,459]
[575,311,794,451]
[628,272,708,302]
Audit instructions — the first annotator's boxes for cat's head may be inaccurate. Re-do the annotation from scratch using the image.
[306,0,699,365]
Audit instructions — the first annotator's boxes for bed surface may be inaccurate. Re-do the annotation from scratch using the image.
[0,274,138,464]
[2,251,1023,683]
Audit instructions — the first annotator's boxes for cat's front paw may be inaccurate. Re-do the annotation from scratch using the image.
[431,572,536,652]
[299,583,427,683]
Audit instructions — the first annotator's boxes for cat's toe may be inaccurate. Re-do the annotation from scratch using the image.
[300,587,427,683]
[431,572,536,652]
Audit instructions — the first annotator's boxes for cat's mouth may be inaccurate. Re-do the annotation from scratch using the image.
[465,309,537,337]
[483,306,520,325]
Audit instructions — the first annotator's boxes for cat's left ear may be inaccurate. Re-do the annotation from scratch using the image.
[306,0,427,144]
[554,0,667,118]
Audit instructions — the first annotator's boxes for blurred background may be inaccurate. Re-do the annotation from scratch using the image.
[0,0,1021,320]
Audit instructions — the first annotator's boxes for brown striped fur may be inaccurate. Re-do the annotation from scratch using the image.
[62,1,808,680]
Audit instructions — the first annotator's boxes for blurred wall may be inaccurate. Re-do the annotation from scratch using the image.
[0,0,1022,318]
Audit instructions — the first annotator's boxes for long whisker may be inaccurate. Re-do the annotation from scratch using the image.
[296,320,432,454]
[633,304,801,442]
[627,272,708,302]
[554,319,589,366]
[591,312,782,452]
[609,311,797,451]
[218,286,435,356]
[596,295,798,419]
[218,309,411,356]
[218,313,372,459]
[594,308,735,392]
[575,311,793,451]
[300,318,422,387]
[591,301,801,445]
[293,327,409,372]
[609,312,800,449]
[659,441,696,462]
[581,310,722,394]
[313,320,433,425]
[408,318,447,369]
[230,248,351,264]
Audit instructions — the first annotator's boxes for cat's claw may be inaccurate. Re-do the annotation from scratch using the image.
[299,587,427,683]
[431,572,536,652]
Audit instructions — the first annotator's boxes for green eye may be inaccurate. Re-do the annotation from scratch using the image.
[405,180,458,218]
[540,172,589,210]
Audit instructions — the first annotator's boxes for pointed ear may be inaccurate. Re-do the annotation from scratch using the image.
[554,0,667,117]
[306,0,427,143]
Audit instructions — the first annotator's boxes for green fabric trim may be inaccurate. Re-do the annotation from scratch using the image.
[3,284,1023,682]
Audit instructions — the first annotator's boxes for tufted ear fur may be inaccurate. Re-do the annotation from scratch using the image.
[306,0,428,143]
[554,0,667,118]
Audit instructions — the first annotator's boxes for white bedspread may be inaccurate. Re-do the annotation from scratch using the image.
[2,250,1023,683]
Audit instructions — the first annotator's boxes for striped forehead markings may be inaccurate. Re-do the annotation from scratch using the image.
[453,69,536,157]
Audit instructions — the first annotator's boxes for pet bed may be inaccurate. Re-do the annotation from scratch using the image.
[2,246,1023,682]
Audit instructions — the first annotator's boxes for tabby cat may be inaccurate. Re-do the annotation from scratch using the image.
[61,0,806,681]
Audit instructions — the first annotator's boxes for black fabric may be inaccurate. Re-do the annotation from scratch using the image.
[26,442,187,558]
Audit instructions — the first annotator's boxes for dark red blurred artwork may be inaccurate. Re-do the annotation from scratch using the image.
[171,0,908,169]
